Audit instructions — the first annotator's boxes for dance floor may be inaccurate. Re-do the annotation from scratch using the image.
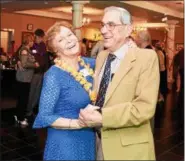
[1,91,184,161]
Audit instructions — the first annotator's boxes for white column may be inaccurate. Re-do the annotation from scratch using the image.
[166,20,178,88]
[71,1,89,40]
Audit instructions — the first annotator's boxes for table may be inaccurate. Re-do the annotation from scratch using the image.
[1,69,17,98]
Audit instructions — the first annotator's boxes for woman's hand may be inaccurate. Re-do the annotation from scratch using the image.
[17,61,24,71]
[71,119,87,129]
[35,62,40,68]
[77,119,88,128]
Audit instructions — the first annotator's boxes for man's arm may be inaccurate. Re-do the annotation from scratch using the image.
[102,52,160,129]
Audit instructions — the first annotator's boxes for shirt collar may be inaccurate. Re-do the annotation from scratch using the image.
[113,43,129,60]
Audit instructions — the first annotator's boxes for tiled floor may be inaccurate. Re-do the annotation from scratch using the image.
[1,91,184,161]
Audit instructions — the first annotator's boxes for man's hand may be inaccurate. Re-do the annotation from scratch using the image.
[35,62,40,68]
[79,104,102,127]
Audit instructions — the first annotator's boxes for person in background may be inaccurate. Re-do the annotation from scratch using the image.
[47,51,57,67]
[15,35,39,126]
[0,47,5,55]
[14,44,24,70]
[135,30,153,49]
[177,48,184,127]
[8,41,15,56]
[156,44,168,97]
[0,47,7,61]
[127,36,137,48]
[173,48,184,127]
[155,42,167,74]
[160,41,167,56]
[90,40,104,58]
[81,38,87,57]
[155,46,167,103]
[173,52,182,93]
[26,29,49,125]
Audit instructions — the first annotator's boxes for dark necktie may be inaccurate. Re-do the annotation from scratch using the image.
[95,54,116,109]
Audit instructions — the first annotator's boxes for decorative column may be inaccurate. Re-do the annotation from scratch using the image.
[166,20,179,89]
[71,1,89,40]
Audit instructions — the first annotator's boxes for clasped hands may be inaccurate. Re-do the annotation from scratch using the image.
[78,104,102,128]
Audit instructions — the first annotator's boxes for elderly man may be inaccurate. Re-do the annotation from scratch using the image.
[79,6,159,160]
[135,30,153,49]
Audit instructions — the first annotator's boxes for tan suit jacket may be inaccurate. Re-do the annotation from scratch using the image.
[94,47,160,160]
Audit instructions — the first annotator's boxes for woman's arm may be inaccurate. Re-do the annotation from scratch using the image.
[20,50,38,69]
[33,69,83,129]
[52,118,82,129]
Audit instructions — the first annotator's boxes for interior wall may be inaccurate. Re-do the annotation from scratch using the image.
[1,12,184,50]
[148,26,184,45]
[1,12,68,48]
[148,29,166,42]
[175,26,184,44]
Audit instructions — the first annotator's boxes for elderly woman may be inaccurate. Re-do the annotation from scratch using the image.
[15,35,39,126]
[33,21,96,160]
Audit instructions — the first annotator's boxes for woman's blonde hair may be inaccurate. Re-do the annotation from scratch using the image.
[22,34,34,45]
[46,21,74,53]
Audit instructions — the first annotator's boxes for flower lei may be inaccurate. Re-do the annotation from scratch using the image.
[54,56,97,102]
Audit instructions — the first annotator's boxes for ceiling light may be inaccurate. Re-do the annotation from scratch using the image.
[162,17,168,22]
[82,17,91,26]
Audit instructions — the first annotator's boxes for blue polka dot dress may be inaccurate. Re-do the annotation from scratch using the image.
[33,57,96,160]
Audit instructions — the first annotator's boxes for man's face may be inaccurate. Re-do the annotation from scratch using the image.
[100,10,132,51]
[34,35,43,44]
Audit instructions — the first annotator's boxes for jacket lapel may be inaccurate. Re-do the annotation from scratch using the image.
[104,48,137,105]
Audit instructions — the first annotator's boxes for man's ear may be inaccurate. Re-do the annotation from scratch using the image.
[126,24,133,37]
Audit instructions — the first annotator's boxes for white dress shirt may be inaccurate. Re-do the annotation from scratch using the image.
[98,44,129,90]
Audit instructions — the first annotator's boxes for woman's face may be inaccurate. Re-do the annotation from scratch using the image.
[29,40,34,48]
[53,26,80,57]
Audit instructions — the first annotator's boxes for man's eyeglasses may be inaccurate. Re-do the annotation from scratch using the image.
[100,22,124,31]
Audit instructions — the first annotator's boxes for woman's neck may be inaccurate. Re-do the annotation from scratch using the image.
[59,55,79,70]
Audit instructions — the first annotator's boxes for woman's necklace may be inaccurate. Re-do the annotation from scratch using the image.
[54,56,97,102]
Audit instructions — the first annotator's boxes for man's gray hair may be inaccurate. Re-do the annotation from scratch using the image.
[137,30,151,43]
[104,6,132,25]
